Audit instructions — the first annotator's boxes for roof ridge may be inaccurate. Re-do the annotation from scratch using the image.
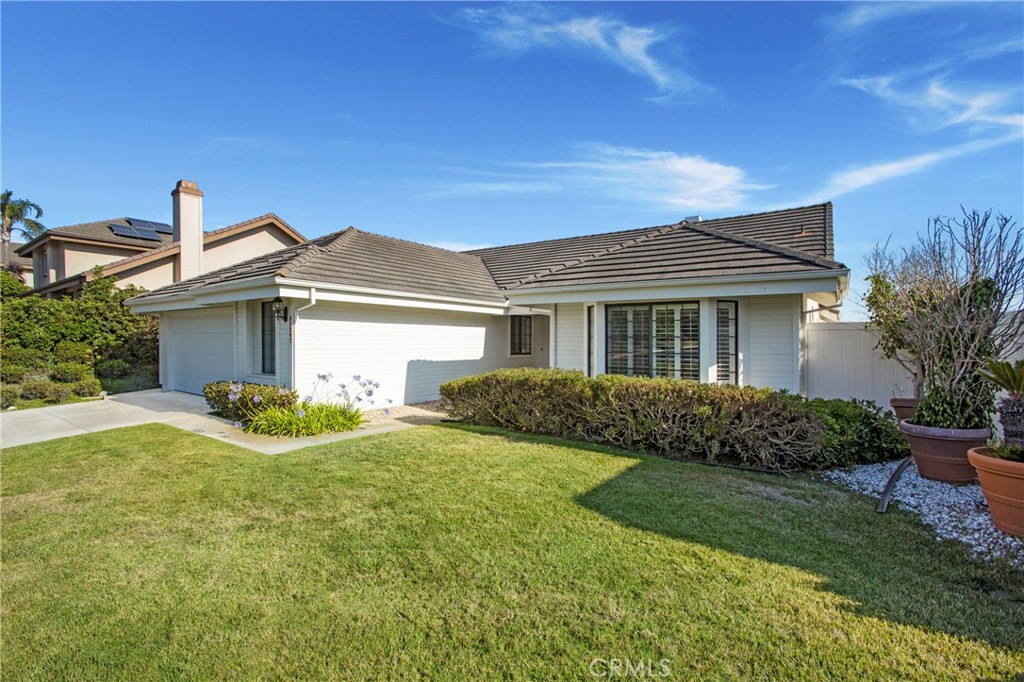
[277,227,357,277]
[466,224,660,254]
[698,202,832,226]
[506,223,681,289]
[353,227,492,260]
[685,220,844,269]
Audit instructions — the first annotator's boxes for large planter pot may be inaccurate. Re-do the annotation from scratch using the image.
[968,447,1024,537]
[890,397,920,422]
[898,421,990,484]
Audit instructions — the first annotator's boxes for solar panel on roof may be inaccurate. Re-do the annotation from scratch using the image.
[127,218,173,234]
[108,223,163,242]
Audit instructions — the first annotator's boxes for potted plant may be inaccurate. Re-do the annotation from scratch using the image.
[866,209,1024,484]
[969,359,1024,536]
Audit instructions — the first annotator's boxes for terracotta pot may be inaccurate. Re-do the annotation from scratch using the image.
[968,447,1024,537]
[898,421,990,485]
[890,397,920,422]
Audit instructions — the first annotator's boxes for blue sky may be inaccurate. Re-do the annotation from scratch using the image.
[3,2,1022,316]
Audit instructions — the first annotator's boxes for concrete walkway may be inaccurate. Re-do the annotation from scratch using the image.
[0,389,441,454]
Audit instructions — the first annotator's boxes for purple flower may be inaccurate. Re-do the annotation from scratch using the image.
[278,388,288,395]
[352,374,361,381]
[233,421,242,428]
[252,395,262,403]
[374,382,380,389]
[383,408,390,416]
[356,396,363,402]
[365,388,374,397]
[228,394,239,402]
[296,409,306,417]
[304,395,313,402]
[317,372,334,382]
[387,398,394,404]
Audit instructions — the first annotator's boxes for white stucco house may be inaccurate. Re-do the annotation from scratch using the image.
[127,202,849,405]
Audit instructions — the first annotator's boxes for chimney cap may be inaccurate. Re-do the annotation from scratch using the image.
[171,179,204,198]
[682,215,702,223]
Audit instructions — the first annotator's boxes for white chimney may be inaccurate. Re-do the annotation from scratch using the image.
[172,179,204,281]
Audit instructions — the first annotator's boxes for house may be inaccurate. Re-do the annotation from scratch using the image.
[7,243,34,288]
[127,203,849,402]
[15,181,306,297]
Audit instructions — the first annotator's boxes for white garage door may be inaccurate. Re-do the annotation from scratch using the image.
[169,307,235,395]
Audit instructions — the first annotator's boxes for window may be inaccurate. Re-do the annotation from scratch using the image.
[586,305,595,376]
[606,302,699,380]
[261,301,276,374]
[510,315,532,355]
[716,300,738,384]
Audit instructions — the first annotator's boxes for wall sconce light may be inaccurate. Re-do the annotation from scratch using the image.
[271,296,289,323]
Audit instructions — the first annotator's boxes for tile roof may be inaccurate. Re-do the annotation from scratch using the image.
[132,228,507,304]
[15,218,174,253]
[8,243,32,269]
[130,203,844,306]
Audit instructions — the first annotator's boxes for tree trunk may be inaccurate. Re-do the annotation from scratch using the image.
[0,231,9,268]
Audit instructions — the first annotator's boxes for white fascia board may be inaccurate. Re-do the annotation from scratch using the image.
[273,278,510,311]
[128,297,204,313]
[504,270,850,306]
[506,305,552,316]
[310,288,507,315]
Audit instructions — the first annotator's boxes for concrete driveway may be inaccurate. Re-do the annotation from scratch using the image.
[0,389,438,454]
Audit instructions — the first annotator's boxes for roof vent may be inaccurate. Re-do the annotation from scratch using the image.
[683,215,703,223]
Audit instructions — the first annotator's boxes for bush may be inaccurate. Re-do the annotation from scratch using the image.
[2,346,50,370]
[54,340,93,365]
[246,403,363,437]
[0,267,158,364]
[95,358,132,379]
[203,381,298,422]
[806,398,908,468]
[51,362,93,383]
[0,270,29,298]
[441,368,827,471]
[48,383,73,404]
[20,380,53,400]
[1,364,32,384]
[73,377,103,397]
[1,384,20,408]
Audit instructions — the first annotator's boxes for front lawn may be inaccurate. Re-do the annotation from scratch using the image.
[2,424,1022,680]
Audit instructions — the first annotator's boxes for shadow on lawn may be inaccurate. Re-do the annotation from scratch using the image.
[438,422,1024,652]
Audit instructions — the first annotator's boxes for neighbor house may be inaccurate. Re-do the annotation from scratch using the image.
[15,181,305,297]
[127,203,849,403]
[8,243,34,288]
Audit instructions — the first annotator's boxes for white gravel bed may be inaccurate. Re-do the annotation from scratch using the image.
[360,400,447,426]
[823,460,1024,570]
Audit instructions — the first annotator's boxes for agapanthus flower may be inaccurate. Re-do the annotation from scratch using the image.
[252,395,261,403]
[383,408,391,416]
[233,421,242,428]
[296,409,306,417]
[352,374,361,381]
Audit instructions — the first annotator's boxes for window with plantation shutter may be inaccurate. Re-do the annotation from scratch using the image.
[510,315,532,355]
[606,302,699,380]
[261,301,276,374]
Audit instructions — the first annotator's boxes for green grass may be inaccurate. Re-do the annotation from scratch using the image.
[2,424,1022,680]
[5,394,92,411]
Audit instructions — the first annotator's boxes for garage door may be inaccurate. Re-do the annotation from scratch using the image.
[169,307,235,394]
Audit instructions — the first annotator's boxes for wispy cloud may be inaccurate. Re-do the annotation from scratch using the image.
[419,143,765,212]
[453,4,707,99]
[827,3,947,34]
[800,132,1021,204]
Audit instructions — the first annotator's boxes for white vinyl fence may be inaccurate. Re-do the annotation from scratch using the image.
[804,322,915,411]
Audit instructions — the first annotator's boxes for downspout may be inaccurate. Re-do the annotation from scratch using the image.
[290,287,317,391]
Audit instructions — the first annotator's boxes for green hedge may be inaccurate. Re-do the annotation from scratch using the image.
[203,381,298,422]
[51,362,93,383]
[440,368,904,472]
[96,359,132,379]
[806,397,908,468]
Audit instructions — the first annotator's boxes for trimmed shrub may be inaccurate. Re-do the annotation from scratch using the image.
[441,369,915,471]
[246,403,362,437]
[203,381,298,422]
[20,380,53,400]
[73,377,103,397]
[806,398,909,468]
[54,340,94,365]
[2,346,50,370]
[1,364,32,384]
[96,358,132,379]
[1,385,21,408]
[48,383,73,404]
[441,368,828,471]
[51,362,93,383]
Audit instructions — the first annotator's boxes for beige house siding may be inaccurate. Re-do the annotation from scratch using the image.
[117,258,177,291]
[62,242,144,280]
[553,303,586,372]
[203,226,297,273]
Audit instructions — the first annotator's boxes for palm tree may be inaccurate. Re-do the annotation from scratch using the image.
[1,190,45,267]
